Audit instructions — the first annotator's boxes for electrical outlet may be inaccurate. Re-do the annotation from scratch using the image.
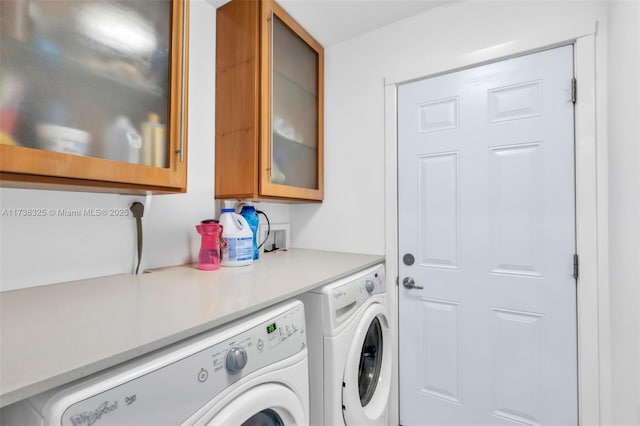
[258,223,290,253]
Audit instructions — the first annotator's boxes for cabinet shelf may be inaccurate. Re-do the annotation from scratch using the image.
[1,36,165,99]
[273,69,315,100]
[272,132,317,189]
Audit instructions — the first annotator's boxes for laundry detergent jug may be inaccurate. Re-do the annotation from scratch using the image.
[219,208,253,267]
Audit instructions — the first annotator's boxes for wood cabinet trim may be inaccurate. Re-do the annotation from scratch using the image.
[215,0,260,198]
[258,0,324,201]
[0,0,189,194]
[170,0,189,189]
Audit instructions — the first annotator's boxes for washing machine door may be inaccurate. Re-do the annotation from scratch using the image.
[342,302,392,425]
[197,383,306,426]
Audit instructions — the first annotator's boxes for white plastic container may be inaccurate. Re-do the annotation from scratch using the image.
[219,208,253,267]
[36,124,90,156]
[104,116,142,164]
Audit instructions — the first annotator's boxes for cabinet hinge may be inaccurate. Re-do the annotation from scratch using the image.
[573,254,579,280]
[395,276,399,287]
[571,78,577,103]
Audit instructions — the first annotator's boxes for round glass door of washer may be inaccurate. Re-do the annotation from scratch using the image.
[342,302,392,426]
[203,383,306,425]
[358,317,384,406]
[242,409,284,426]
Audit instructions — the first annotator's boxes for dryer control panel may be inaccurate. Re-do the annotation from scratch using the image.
[26,301,307,426]
[323,264,386,329]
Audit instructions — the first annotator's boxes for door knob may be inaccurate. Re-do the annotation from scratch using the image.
[402,277,424,290]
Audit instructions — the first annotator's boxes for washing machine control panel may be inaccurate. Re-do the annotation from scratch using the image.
[362,268,385,296]
[325,264,386,328]
[225,347,248,373]
[209,303,306,375]
[56,301,306,426]
[365,279,376,293]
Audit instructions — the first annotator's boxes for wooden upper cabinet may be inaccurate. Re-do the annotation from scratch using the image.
[0,0,189,194]
[215,0,324,202]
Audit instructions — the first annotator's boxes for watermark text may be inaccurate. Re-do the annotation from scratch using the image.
[1,208,131,218]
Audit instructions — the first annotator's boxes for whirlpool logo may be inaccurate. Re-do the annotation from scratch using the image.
[333,291,346,299]
[69,400,118,426]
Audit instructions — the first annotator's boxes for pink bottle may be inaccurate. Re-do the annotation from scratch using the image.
[195,221,224,270]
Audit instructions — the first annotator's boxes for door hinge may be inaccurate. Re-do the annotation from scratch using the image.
[395,276,399,287]
[571,78,577,103]
[573,254,579,280]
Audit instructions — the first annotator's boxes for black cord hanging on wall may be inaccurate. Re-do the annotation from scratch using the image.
[129,202,145,275]
[256,209,270,250]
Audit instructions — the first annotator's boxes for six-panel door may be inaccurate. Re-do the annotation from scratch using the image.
[398,46,578,425]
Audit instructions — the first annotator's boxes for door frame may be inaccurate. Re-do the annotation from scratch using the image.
[384,24,611,426]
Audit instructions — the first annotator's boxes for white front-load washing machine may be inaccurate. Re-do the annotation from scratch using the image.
[1,300,309,426]
[300,264,391,426]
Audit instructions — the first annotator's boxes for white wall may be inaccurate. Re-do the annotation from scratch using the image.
[607,1,640,424]
[289,0,605,255]
[288,0,638,424]
[0,0,289,291]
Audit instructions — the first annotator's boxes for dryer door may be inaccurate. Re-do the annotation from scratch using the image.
[342,303,392,425]
[197,383,306,426]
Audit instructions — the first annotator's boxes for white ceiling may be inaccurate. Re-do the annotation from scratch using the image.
[278,0,453,46]
[209,0,455,47]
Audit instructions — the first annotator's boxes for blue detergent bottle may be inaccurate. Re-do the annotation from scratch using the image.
[240,205,260,260]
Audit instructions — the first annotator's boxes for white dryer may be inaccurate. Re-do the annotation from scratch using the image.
[1,300,308,426]
[300,264,391,426]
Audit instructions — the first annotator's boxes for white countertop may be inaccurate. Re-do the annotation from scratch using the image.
[0,248,384,407]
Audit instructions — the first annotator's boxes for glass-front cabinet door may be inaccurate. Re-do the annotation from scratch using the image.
[260,0,323,201]
[0,0,188,193]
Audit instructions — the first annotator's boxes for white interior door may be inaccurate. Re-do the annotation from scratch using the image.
[398,46,577,426]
